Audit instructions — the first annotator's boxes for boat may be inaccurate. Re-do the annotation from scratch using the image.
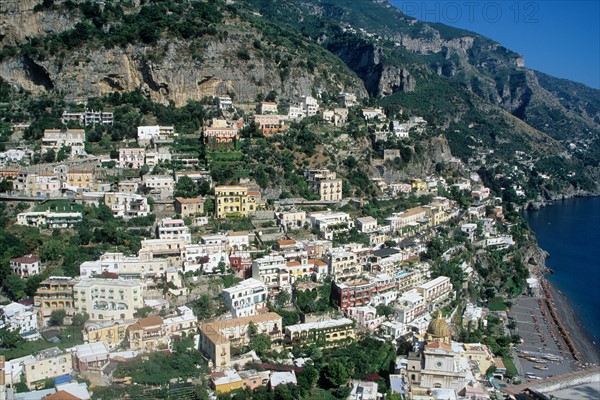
[533,365,548,370]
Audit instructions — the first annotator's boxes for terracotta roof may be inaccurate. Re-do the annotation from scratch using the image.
[307,259,327,266]
[286,261,301,267]
[277,239,296,245]
[248,191,261,196]
[424,340,452,351]
[10,255,40,264]
[138,316,163,328]
[175,197,202,204]
[44,390,81,400]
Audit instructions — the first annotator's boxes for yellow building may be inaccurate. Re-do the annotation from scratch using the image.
[83,319,134,349]
[215,186,257,219]
[23,347,73,389]
[35,277,77,326]
[66,169,94,189]
[284,318,355,347]
[73,278,146,321]
[411,179,427,191]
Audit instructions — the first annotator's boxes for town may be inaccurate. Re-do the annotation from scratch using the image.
[0,91,588,400]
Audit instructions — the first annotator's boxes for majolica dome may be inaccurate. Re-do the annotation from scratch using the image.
[427,311,451,339]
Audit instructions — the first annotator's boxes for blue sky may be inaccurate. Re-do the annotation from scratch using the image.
[390,0,600,89]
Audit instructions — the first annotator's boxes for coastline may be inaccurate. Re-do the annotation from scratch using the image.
[543,278,600,366]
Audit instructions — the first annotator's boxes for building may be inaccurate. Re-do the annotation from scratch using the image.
[41,129,85,157]
[126,316,167,351]
[348,381,378,400]
[35,277,77,326]
[356,216,378,233]
[416,276,453,309]
[277,210,307,231]
[251,255,290,294]
[157,218,191,243]
[287,105,306,119]
[12,172,61,198]
[326,249,362,282]
[72,342,111,387]
[143,175,174,200]
[0,303,39,340]
[256,102,278,114]
[82,319,133,349]
[215,185,257,219]
[118,148,146,169]
[61,110,113,126]
[305,169,343,202]
[203,119,239,144]
[346,306,384,331]
[361,108,385,121]
[222,278,268,318]
[16,210,83,229]
[309,211,354,240]
[338,92,357,107]
[104,192,150,219]
[284,318,355,347]
[23,347,73,389]
[252,115,285,136]
[217,96,233,111]
[302,95,319,116]
[174,197,205,218]
[198,313,283,370]
[73,279,146,321]
[10,255,41,278]
[137,125,177,145]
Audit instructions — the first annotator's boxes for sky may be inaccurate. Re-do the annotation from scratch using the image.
[390,0,600,89]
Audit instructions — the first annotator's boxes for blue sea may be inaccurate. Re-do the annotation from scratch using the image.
[524,197,600,344]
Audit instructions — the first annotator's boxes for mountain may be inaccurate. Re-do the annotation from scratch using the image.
[0,0,598,196]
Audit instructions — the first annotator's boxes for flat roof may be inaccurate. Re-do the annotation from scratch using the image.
[286,318,353,333]
[74,278,143,288]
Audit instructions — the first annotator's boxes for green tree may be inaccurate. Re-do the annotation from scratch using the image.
[249,334,271,356]
[49,309,66,326]
[322,360,349,388]
[0,327,24,348]
[3,274,26,300]
[174,176,199,198]
[274,290,291,308]
[43,149,56,163]
[72,312,90,327]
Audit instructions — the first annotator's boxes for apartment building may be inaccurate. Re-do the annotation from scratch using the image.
[309,211,354,240]
[73,279,146,321]
[215,185,257,219]
[203,119,239,143]
[13,172,61,197]
[118,148,146,169]
[137,125,177,145]
[0,303,38,338]
[305,169,343,202]
[143,175,174,200]
[417,276,453,308]
[338,92,357,107]
[284,318,355,347]
[252,115,285,136]
[61,110,113,125]
[199,313,283,370]
[34,277,77,326]
[385,206,428,232]
[10,255,41,278]
[302,95,319,116]
[256,102,278,114]
[251,255,290,294]
[356,216,378,233]
[157,218,191,243]
[326,248,362,281]
[83,319,134,349]
[23,347,73,389]
[104,192,150,219]
[16,210,82,229]
[79,252,170,278]
[41,129,85,157]
[222,279,268,318]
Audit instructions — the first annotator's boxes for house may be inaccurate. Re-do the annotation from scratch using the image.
[302,95,319,116]
[356,216,378,233]
[309,211,353,240]
[217,96,233,111]
[348,380,379,400]
[256,102,278,114]
[143,175,174,200]
[270,371,297,388]
[346,306,385,331]
[126,316,167,351]
[144,148,172,168]
[305,169,343,201]
[62,110,113,126]
[416,276,453,309]
[72,343,111,386]
[41,129,85,157]
[118,148,146,169]
[0,303,39,340]
[174,197,205,217]
[284,318,355,347]
[157,218,191,243]
[277,210,307,231]
[198,313,282,370]
[251,255,290,294]
[222,278,269,318]
[73,279,146,321]
[203,119,239,144]
[82,319,133,349]
[287,105,305,119]
[104,192,150,219]
[338,92,357,107]
[12,171,61,198]
[137,125,177,145]
[361,108,385,121]
[23,347,73,389]
[65,169,94,190]
[10,255,41,278]
[252,114,286,136]
[16,211,82,229]
[215,185,257,219]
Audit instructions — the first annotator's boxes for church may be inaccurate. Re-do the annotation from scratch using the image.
[407,311,467,394]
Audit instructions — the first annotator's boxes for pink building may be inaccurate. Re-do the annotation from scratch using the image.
[119,148,146,169]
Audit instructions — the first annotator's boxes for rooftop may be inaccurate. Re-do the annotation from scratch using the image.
[285,318,353,333]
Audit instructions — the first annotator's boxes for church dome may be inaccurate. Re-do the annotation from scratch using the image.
[427,311,451,339]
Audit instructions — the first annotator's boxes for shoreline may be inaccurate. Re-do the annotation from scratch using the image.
[525,190,600,210]
[541,277,600,366]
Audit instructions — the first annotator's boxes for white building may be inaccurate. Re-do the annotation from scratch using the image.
[0,303,39,339]
[16,211,82,229]
[41,129,86,157]
[157,218,192,244]
[309,211,354,240]
[417,276,453,309]
[302,95,319,116]
[356,216,378,233]
[137,125,177,144]
[251,255,290,294]
[10,255,41,278]
[143,175,174,200]
[222,278,268,318]
[104,192,150,219]
[73,279,147,321]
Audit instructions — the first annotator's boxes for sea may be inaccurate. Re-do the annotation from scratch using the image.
[524,196,600,344]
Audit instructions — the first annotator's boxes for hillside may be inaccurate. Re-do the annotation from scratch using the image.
[0,0,598,196]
